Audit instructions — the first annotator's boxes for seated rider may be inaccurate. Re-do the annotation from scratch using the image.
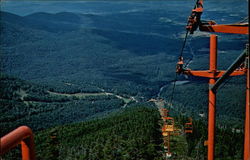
[176,56,184,74]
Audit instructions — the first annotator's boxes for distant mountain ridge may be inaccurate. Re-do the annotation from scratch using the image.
[25,12,81,22]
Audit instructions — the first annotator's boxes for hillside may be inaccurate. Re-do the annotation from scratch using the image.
[3,106,164,160]
[2,101,244,160]
[0,74,131,137]
[0,8,247,123]
[0,10,173,99]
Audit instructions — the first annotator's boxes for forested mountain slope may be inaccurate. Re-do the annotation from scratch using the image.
[3,106,164,160]
[0,74,126,137]
[1,10,247,124]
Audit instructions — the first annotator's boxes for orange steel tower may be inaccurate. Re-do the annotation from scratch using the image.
[178,0,249,159]
[178,34,248,160]
[245,45,250,160]
[177,34,246,159]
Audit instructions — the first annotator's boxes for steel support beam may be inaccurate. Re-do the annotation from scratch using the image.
[207,34,217,160]
[244,44,250,160]
[210,49,247,92]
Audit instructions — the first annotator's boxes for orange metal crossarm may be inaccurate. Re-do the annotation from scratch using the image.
[199,23,249,35]
[0,126,36,160]
[183,70,246,78]
[186,0,249,35]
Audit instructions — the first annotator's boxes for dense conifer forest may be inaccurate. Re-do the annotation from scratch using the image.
[0,74,126,137]
[3,107,164,160]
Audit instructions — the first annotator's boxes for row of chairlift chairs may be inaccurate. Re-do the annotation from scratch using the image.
[161,108,193,158]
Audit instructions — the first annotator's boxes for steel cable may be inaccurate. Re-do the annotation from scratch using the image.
[169,31,189,106]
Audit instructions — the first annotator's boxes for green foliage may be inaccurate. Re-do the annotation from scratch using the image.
[0,75,125,137]
[176,115,243,160]
[33,106,163,160]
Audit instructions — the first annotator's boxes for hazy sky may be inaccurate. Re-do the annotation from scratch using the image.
[1,0,248,19]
